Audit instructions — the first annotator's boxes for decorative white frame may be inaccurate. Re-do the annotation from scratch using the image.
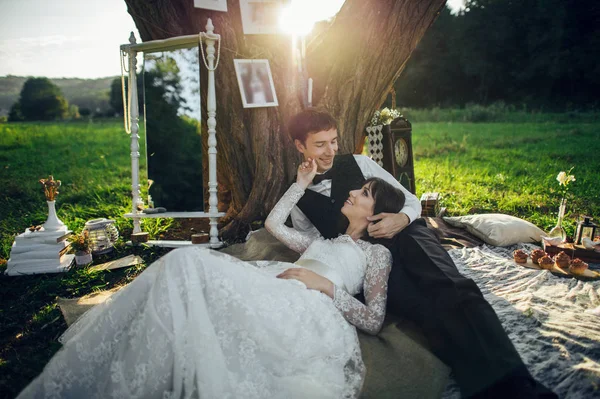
[120,19,225,248]
[233,59,279,108]
[239,0,283,35]
[194,0,227,12]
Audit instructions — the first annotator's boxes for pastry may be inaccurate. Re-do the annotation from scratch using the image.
[537,256,554,270]
[513,249,528,264]
[554,251,571,269]
[569,258,589,275]
[530,249,546,265]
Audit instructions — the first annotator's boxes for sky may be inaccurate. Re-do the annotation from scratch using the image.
[0,0,464,80]
[0,0,137,79]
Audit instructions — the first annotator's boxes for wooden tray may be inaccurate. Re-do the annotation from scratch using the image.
[543,242,600,264]
[513,258,600,281]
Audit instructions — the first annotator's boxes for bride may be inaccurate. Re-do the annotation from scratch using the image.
[17,159,406,399]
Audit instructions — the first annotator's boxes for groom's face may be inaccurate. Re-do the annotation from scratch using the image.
[294,128,339,173]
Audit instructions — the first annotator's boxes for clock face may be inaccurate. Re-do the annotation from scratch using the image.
[394,138,409,167]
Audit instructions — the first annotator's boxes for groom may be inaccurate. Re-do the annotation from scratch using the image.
[287,108,556,399]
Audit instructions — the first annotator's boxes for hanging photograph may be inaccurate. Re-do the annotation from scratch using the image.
[193,0,227,12]
[234,59,279,108]
[239,0,284,34]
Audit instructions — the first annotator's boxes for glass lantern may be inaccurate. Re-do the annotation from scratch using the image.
[575,216,597,246]
[83,218,119,254]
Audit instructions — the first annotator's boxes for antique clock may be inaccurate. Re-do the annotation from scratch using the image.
[379,117,416,194]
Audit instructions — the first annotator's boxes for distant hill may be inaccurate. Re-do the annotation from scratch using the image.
[0,75,117,117]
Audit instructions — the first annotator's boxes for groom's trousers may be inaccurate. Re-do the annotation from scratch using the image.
[385,219,556,398]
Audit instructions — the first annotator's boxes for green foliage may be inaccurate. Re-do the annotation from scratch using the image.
[109,77,123,115]
[8,101,23,122]
[68,104,80,120]
[144,54,204,211]
[399,104,600,124]
[14,78,69,121]
[395,1,600,110]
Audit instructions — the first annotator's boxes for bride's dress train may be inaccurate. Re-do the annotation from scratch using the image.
[18,247,363,399]
[18,183,392,399]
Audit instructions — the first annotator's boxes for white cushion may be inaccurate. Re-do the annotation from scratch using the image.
[443,213,545,247]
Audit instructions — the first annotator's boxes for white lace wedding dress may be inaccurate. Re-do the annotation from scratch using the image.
[18,183,392,399]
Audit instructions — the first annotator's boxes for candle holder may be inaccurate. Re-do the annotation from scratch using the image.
[575,216,597,246]
[83,218,119,255]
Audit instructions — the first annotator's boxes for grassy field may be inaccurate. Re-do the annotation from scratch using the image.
[0,115,599,397]
[413,120,600,237]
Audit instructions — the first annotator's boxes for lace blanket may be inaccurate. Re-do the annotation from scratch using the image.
[442,244,600,399]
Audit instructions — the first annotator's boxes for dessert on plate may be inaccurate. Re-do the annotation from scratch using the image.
[569,258,589,275]
[513,249,528,264]
[530,249,546,265]
[538,255,554,270]
[554,251,571,269]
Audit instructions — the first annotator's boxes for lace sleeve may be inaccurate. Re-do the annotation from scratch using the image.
[332,244,392,335]
[265,183,318,254]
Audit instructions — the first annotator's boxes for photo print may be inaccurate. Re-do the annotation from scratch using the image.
[239,0,285,34]
[193,0,228,12]
[234,59,279,108]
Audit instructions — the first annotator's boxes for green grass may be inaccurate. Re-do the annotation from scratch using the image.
[0,119,174,398]
[0,115,599,397]
[412,121,600,238]
[401,103,600,123]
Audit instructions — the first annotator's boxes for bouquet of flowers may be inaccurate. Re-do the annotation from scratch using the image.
[369,107,402,127]
[70,230,92,254]
[39,175,61,201]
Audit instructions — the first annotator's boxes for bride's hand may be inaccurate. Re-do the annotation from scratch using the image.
[277,268,334,298]
[296,158,317,189]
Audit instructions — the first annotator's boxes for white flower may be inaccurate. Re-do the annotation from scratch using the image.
[369,108,402,127]
[556,171,575,186]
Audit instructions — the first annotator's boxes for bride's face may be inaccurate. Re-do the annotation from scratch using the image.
[341,183,375,220]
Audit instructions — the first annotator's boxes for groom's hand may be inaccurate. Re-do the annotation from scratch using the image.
[367,212,410,239]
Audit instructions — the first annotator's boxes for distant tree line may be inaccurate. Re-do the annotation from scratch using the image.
[395,0,600,110]
[8,78,80,122]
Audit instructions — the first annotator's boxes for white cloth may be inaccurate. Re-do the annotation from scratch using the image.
[290,154,421,238]
[18,184,393,399]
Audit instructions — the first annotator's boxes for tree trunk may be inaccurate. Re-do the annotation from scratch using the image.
[124,0,446,239]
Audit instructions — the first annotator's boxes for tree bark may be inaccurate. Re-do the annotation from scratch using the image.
[124,0,446,239]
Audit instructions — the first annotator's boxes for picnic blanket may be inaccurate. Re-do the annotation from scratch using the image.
[442,243,600,399]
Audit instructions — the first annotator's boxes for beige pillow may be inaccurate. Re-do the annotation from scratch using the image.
[443,213,545,246]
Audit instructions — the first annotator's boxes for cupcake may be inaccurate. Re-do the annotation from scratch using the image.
[554,251,571,269]
[569,258,589,275]
[513,249,528,264]
[530,249,546,265]
[538,256,554,270]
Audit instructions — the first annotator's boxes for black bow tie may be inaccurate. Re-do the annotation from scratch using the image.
[312,169,334,184]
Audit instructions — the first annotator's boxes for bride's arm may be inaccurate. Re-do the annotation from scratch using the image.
[331,244,392,335]
[266,159,320,253]
[265,183,319,253]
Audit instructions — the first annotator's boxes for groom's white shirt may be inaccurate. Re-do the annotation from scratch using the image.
[290,154,422,237]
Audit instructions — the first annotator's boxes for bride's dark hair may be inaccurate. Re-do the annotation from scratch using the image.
[367,177,406,216]
[361,177,406,243]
